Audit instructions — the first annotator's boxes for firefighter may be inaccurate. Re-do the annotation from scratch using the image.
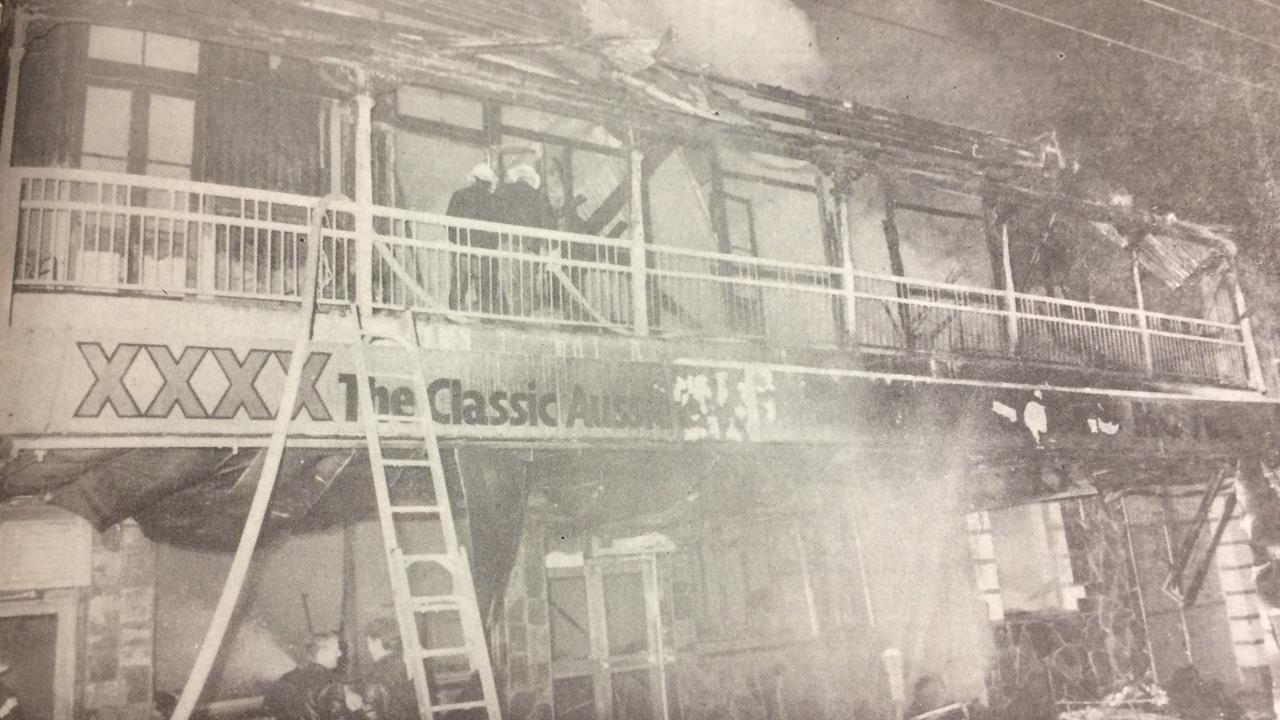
[447,163,502,315]
[263,633,355,720]
[495,164,558,316]
[356,618,418,720]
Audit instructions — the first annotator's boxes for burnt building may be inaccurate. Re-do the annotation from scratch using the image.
[1,1,1278,720]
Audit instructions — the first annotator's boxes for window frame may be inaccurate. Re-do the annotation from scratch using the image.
[546,556,670,720]
[74,24,201,178]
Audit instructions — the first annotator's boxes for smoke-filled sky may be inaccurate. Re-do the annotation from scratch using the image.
[584,0,1280,138]
[585,0,1280,225]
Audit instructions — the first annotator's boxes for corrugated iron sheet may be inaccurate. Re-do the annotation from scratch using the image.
[1089,220,1224,289]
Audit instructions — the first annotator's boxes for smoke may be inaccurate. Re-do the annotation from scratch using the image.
[581,0,828,92]
[810,0,1043,135]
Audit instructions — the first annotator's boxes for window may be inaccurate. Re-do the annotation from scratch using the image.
[711,144,840,345]
[697,520,817,643]
[398,86,485,131]
[80,86,132,172]
[87,26,199,74]
[79,26,198,179]
[547,558,669,720]
[888,186,992,288]
[967,502,1086,620]
[145,94,195,178]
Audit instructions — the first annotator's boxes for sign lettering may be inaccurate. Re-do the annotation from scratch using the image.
[75,343,142,417]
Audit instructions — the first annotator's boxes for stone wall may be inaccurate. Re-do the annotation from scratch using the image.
[80,520,155,720]
[986,498,1152,720]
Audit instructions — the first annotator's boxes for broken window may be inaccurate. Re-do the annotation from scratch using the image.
[497,107,633,325]
[498,105,629,236]
[547,557,668,720]
[696,520,817,643]
[886,183,992,288]
[967,502,1086,620]
[716,144,826,264]
[398,86,485,132]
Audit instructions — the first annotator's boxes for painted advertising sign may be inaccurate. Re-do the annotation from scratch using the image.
[1,330,1276,456]
[0,330,673,442]
[670,361,1279,457]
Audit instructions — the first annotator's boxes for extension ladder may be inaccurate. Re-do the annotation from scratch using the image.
[348,308,502,719]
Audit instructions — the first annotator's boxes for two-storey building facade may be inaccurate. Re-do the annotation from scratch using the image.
[2,2,1279,719]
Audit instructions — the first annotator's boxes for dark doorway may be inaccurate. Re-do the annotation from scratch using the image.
[0,614,58,720]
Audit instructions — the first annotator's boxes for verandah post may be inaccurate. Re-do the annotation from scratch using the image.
[1132,247,1156,376]
[1001,222,1019,355]
[1227,261,1266,391]
[0,10,27,325]
[629,144,649,336]
[836,186,858,346]
[354,80,375,318]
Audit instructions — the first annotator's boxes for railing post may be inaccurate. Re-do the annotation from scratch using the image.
[1131,248,1155,376]
[1227,262,1267,391]
[353,85,375,318]
[628,146,649,336]
[1001,222,1019,355]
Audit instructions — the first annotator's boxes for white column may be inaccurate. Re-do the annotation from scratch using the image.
[835,182,858,345]
[0,10,27,170]
[354,88,374,317]
[1001,222,1019,355]
[0,11,28,324]
[1132,249,1156,375]
[628,146,648,336]
[1226,263,1266,391]
[328,99,344,196]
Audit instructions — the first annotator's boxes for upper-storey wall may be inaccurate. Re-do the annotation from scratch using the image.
[0,13,1262,392]
[10,20,335,193]
[4,17,1212,318]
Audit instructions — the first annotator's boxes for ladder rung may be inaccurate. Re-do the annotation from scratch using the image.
[401,553,455,566]
[411,645,474,659]
[391,505,443,514]
[382,458,432,467]
[409,597,466,612]
[430,701,490,713]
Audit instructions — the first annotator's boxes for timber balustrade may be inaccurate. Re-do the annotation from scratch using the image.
[6,167,1256,388]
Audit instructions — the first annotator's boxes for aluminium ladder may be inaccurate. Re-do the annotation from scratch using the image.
[348,308,502,720]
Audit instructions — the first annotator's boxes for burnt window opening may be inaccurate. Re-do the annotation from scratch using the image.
[883,183,991,289]
[968,502,1088,620]
[694,520,818,644]
[545,554,670,720]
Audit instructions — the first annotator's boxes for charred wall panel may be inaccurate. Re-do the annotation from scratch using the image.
[198,45,328,195]
[12,21,75,167]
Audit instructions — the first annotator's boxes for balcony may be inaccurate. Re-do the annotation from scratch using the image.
[4,167,1260,390]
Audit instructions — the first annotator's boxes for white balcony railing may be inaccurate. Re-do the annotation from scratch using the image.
[5,167,1258,389]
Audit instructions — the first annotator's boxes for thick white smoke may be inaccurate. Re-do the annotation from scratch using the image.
[581,0,828,91]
